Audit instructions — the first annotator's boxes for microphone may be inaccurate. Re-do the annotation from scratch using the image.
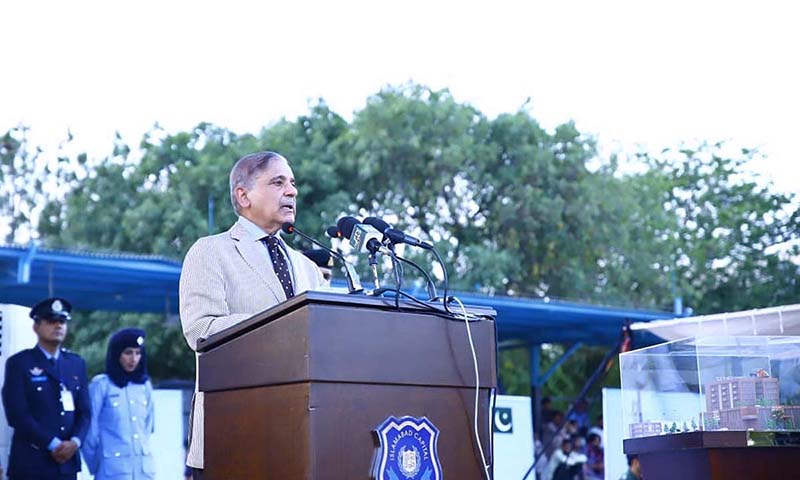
[336,216,388,290]
[351,223,384,254]
[325,225,340,238]
[336,216,383,254]
[362,217,433,249]
[281,223,363,294]
[336,216,359,239]
[362,217,439,301]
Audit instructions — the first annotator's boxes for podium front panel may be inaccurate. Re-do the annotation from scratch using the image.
[205,382,493,480]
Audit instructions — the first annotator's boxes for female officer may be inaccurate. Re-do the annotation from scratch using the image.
[82,328,155,479]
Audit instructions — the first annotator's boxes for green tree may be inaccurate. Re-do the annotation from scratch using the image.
[21,83,800,386]
[631,145,800,313]
[472,115,608,297]
[340,85,615,297]
[338,85,497,286]
[1,126,78,243]
[40,124,255,257]
[257,101,354,245]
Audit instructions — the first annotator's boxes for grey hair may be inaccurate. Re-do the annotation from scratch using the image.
[229,151,285,215]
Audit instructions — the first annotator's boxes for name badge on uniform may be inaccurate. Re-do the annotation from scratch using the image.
[61,385,75,412]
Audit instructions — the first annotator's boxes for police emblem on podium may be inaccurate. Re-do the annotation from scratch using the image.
[373,416,442,480]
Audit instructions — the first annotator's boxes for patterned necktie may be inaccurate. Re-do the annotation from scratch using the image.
[264,236,294,299]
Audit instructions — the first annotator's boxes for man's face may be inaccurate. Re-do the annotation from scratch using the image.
[238,156,297,234]
[33,317,68,344]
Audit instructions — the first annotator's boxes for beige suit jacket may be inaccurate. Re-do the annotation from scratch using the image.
[179,217,324,468]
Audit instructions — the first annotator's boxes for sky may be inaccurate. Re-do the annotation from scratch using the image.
[2,0,798,196]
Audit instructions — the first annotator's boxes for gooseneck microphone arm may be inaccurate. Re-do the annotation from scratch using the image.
[393,255,438,301]
[362,217,439,301]
[281,223,364,294]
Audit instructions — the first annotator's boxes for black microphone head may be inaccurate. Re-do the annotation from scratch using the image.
[301,249,334,268]
[325,226,340,238]
[336,216,359,239]
[363,216,391,234]
[281,222,295,235]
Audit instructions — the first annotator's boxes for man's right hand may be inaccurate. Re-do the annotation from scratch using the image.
[51,440,78,463]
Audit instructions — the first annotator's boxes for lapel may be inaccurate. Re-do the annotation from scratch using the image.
[230,219,286,303]
[284,246,307,293]
[31,346,60,383]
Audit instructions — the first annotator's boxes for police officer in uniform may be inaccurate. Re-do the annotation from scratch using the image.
[1,298,91,480]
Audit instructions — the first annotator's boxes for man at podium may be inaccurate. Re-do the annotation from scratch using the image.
[179,151,324,479]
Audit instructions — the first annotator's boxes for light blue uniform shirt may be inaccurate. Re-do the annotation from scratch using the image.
[82,374,155,479]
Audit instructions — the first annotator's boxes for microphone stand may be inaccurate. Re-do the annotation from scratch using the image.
[367,249,381,290]
[282,224,364,294]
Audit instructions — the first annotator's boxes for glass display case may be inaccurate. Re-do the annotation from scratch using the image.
[620,336,800,439]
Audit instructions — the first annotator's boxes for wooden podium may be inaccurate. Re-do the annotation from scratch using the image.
[196,291,497,479]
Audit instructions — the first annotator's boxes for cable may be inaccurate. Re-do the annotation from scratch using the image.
[388,248,403,310]
[394,254,438,300]
[372,288,488,323]
[452,295,492,480]
[430,246,453,315]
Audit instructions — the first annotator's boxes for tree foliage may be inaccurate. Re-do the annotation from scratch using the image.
[4,84,799,383]
[1,126,78,243]
[636,145,800,313]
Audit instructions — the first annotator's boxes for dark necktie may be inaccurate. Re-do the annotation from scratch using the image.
[263,236,294,299]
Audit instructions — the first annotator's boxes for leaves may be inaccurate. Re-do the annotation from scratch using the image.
[4,83,798,384]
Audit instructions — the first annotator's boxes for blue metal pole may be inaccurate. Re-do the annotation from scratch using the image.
[531,344,541,443]
[17,241,39,283]
[539,342,583,385]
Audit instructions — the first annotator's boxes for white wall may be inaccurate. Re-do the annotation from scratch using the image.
[493,394,535,480]
[602,388,626,480]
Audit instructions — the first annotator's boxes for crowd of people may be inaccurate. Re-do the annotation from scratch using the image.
[535,397,641,480]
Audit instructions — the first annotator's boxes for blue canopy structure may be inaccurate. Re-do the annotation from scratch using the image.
[0,244,181,315]
[450,291,669,345]
[0,244,672,345]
